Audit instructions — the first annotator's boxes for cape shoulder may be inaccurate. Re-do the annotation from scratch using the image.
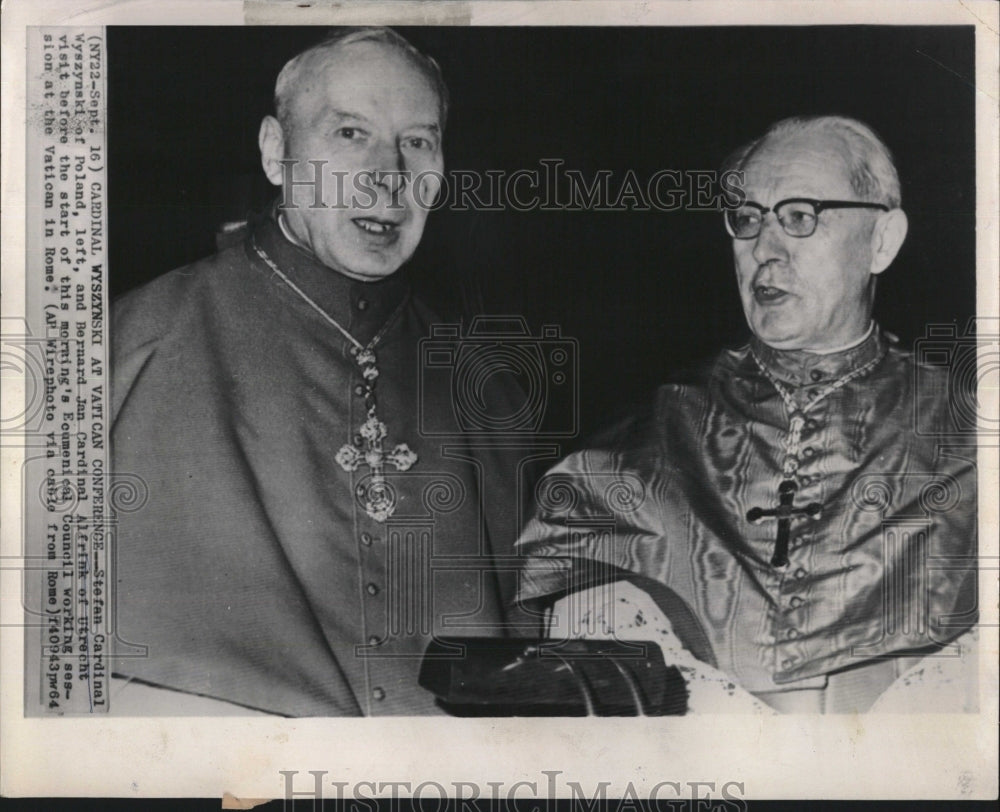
[110,244,247,422]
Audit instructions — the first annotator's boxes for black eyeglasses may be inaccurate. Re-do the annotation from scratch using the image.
[725,198,890,239]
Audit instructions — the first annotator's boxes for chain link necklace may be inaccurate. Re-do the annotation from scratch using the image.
[746,344,882,567]
[251,237,417,522]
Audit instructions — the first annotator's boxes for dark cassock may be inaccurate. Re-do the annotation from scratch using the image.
[515,325,978,712]
[110,208,526,716]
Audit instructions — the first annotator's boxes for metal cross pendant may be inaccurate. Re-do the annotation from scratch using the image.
[746,479,822,568]
[335,414,418,523]
[334,346,417,522]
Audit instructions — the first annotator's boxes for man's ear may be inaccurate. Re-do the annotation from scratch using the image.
[259,115,287,187]
[869,208,908,275]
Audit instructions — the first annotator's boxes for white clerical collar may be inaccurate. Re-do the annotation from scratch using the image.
[807,321,876,355]
[278,212,311,252]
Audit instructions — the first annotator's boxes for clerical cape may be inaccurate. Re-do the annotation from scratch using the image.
[515,329,978,694]
[110,211,527,716]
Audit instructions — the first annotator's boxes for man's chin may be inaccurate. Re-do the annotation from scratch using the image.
[338,265,405,283]
[316,251,409,282]
[750,318,810,351]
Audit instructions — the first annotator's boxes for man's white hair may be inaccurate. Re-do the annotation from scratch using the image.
[725,115,902,208]
[273,26,449,139]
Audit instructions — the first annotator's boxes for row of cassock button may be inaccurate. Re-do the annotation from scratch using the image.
[345,290,399,702]
[779,573,810,669]
[776,405,821,657]
[360,529,386,702]
[342,295,391,700]
[350,296,371,450]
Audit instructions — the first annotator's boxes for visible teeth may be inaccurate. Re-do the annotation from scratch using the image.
[357,220,390,234]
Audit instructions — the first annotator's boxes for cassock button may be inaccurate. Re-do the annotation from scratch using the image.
[786,628,800,640]
[366,582,380,596]
[354,384,366,396]
[793,567,808,580]
[357,298,369,312]
[810,369,824,382]
[802,447,816,459]
[372,687,386,701]
[790,596,805,609]
[360,532,373,546]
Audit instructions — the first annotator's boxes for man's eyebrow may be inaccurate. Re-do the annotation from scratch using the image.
[327,109,370,123]
[324,111,440,135]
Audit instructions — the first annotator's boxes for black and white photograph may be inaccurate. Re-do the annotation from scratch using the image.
[1,0,997,803]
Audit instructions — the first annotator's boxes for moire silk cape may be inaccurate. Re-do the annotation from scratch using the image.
[516,329,978,692]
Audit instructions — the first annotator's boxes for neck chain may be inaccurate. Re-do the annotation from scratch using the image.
[746,345,882,567]
[251,236,417,522]
[750,347,881,479]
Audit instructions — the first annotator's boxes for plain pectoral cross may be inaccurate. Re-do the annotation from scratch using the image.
[746,479,822,568]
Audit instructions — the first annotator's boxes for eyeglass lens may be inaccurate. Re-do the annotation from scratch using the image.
[727,201,818,239]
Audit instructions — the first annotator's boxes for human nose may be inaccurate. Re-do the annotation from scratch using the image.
[751,210,789,265]
[368,140,408,194]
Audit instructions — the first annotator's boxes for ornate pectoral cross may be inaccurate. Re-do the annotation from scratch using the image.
[248,239,419,523]
[746,479,822,568]
[334,348,417,523]
[336,415,418,522]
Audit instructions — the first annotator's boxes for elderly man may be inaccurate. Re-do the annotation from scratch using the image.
[109,28,523,716]
[516,116,978,713]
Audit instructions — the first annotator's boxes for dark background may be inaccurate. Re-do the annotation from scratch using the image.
[106,26,976,442]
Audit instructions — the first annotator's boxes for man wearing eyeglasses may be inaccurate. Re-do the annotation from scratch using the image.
[724,119,906,356]
[514,115,978,713]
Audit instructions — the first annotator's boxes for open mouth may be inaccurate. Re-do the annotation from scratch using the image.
[353,217,401,236]
[753,284,789,303]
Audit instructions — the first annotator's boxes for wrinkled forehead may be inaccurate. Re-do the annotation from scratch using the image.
[286,40,441,127]
[741,131,856,201]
